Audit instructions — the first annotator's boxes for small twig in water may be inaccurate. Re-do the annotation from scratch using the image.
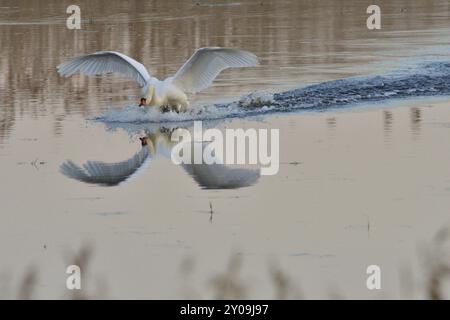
[209,202,214,223]
[31,158,39,170]
[28,158,46,170]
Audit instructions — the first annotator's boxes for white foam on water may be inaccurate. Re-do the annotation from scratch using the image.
[237,90,275,108]
[93,91,276,124]
[94,104,220,123]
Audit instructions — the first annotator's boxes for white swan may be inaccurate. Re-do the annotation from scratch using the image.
[57,47,259,112]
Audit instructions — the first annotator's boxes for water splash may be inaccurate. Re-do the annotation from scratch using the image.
[94,91,275,124]
[94,61,450,124]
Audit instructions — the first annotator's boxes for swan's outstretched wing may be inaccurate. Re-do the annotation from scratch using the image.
[60,147,151,186]
[57,51,151,87]
[182,164,260,189]
[172,47,259,93]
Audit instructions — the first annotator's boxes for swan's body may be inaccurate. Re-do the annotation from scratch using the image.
[145,77,190,112]
[57,47,259,112]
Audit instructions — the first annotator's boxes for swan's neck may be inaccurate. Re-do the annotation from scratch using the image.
[145,85,156,105]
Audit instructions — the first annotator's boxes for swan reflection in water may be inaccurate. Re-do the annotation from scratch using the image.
[60,127,260,190]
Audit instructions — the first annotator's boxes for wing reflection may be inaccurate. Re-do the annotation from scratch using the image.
[60,146,151,186]
[60,125,261,189]
[182,163,260,189]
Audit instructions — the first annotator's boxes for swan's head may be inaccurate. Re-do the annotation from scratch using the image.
[139,97,147,106]
[139,137,148,146]
[140,82,156,102]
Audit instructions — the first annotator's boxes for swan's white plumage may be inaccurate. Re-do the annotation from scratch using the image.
[182,164,260,189]
[57,47,258,108]
[60,147,151,186]
[57,51,151,87]
[172,47,259,93]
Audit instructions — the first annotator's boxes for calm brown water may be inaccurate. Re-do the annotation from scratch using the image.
[1,0,450,299]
